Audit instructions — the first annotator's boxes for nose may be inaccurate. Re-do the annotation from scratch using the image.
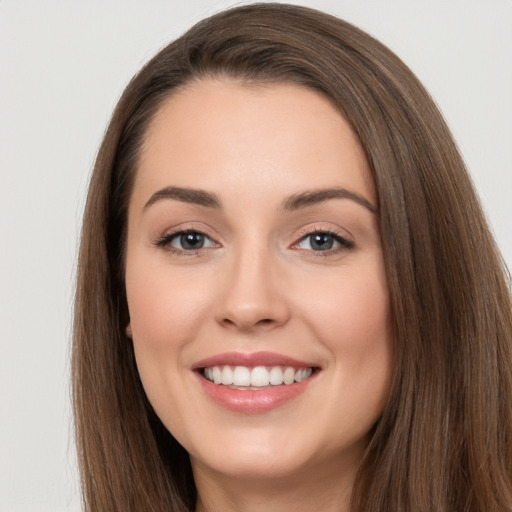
[215,244,290,333]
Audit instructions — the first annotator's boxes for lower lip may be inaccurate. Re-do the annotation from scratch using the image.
[195,372,316,414]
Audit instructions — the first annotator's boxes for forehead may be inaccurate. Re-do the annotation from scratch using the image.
[134,78,375,207]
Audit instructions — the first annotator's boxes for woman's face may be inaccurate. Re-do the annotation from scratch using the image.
[125,79,393,483]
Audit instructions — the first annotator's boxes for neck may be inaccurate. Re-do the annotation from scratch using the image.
[193,455,357,512]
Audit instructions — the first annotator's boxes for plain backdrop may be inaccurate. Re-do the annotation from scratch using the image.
[0,1,511,510]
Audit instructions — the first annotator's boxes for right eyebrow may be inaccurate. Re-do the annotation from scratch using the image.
[144,186,222,210]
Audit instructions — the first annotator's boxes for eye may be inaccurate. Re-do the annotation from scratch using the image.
[173,232,208,250]
[156,230,218,252]
[295,231,354,252]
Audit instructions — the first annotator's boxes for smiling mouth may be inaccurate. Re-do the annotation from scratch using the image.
[201,365,316,389]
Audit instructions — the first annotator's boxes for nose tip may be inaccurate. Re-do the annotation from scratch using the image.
[215,253,290,332]
[220,311,283,332]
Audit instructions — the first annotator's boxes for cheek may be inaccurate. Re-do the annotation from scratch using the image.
[125,261,212,427]
[295,259,393,414]
[300,262,391,352]
[126,262,212,350]
[342,277,391,350]
[124,259,217,417]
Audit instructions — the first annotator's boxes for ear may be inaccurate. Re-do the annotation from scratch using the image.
[125,323,133,338]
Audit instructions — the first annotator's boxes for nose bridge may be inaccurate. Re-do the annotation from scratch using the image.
[216,235,289,331]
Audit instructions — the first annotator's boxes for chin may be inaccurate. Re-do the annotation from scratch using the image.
[191,447,312,481]
[185,421,366,484]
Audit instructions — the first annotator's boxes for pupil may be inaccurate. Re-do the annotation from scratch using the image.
[311,233,333,251]
[181,232,204,250]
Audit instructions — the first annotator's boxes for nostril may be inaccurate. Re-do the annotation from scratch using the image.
[220,316,276,331]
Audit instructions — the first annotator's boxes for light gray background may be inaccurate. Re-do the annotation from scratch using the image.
[1,1,511,510]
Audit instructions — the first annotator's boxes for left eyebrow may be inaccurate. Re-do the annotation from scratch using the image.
[282,187,377,214]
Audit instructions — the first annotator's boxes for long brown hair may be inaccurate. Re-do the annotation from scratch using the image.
[73,3,512,511]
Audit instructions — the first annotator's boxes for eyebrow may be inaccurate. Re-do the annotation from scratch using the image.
[283,187,377,214]
[144,186,221,209]
[143,185,377,214]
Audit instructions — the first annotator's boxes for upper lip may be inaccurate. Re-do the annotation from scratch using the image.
[192,351,318,370]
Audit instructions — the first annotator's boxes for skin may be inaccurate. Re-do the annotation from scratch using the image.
[125,79,393,512]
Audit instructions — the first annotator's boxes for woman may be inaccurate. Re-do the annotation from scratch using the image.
[72,3,512,511]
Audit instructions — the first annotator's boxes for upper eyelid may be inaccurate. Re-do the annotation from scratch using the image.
[294,224,353,241]
[153,223,354,248]
[163,229,217,244]
[294,231,352,246]
[161,227,349,240]
[291,225,356,252]
[152,225,219,250]
[159,223,219,239]
[153,230,219,256]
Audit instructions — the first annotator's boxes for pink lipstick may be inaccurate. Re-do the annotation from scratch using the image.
[192,351,319,414]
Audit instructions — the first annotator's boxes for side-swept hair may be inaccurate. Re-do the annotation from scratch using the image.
[73,3,512,511]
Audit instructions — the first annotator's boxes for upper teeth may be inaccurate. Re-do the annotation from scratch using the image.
[203,365,313,387]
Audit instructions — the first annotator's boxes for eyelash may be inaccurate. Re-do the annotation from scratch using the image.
[154,229,218,256]
[293,228,355,255]
[153,228,355,256]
